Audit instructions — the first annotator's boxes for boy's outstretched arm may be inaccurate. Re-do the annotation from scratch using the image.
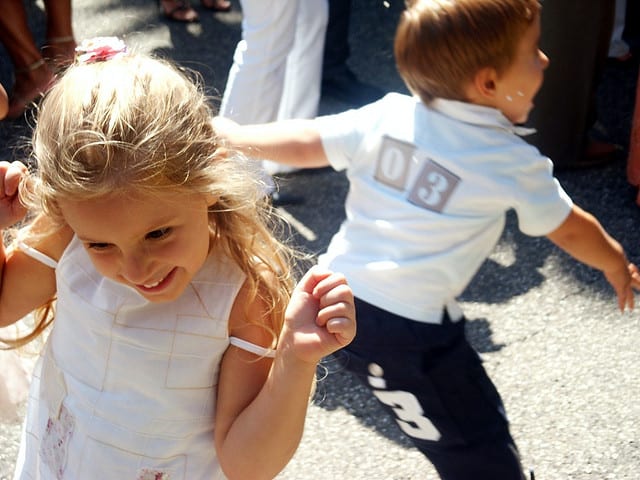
[215,267,355,480]
[212,117,330,169]
[546,204,640,311]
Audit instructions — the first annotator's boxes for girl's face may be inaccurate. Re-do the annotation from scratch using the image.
[493,12,549,124]
[59,190,214,303]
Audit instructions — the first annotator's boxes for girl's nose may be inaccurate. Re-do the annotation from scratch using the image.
[119,253,150,285]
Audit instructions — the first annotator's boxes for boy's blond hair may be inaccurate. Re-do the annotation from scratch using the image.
[7,53,298,347]
[395,0,540,103]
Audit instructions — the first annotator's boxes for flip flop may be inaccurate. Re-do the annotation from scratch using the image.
[6,59,56,120]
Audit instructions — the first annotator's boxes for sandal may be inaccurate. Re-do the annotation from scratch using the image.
[201,0,232,12]
[159,0,199,22]
[6,59,56,120]
[42,35,77,72]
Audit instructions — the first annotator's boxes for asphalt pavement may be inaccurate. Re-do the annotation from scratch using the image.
[1,1,639,479]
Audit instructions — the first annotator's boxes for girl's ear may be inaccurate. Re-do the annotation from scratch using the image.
[206,193,218,207]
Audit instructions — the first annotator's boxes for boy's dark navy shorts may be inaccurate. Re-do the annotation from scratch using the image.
[336,298,527,480]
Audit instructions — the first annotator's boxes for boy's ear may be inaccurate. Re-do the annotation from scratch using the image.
[471,67,499,100]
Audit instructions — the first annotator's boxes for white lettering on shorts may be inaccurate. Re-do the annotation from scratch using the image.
[367,363,441,441]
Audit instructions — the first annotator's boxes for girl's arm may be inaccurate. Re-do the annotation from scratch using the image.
[214,266,356,480]
[546,204,640,311]
[212,117,330,169]
[0,161,72,327]
[0,82,8,120]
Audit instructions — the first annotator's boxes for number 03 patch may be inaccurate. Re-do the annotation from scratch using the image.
[375,136,459,213]
[408,160,460,212]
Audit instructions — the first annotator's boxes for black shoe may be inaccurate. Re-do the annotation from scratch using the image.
[322,68,386,107]
[270,191,304,206]
[554,145,621,171]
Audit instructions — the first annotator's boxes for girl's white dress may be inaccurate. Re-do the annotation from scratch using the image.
[13,236,248,479]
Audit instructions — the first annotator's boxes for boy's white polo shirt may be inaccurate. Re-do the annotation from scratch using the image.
[315,93,573,324]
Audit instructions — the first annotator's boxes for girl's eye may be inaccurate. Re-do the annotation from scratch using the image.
[146,228,171,240]
[87,242,111,251]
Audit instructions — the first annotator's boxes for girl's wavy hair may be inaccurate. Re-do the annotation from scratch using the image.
[6,52,300,348]
[395,0,540,103]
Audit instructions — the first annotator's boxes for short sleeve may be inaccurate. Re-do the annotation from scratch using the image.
[315,94,394,171]
[512,151,574,236]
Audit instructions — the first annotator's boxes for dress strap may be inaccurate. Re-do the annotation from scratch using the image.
[229,336,276,358]
[17,240,58,269]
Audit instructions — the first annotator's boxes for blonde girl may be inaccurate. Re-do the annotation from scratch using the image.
[0,39,355,480]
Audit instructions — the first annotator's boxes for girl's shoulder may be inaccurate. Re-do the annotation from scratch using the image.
[18,215,74,266]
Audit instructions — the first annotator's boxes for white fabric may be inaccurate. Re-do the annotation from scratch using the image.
[219,0,328,175]
[219,0,327,123]
[14,236,248,479]
[0,348,31,422]
[17,241,57,269]
[315,93,574,323]
[229,337,276,358]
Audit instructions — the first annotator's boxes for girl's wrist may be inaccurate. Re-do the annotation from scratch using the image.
[274,328,322,370]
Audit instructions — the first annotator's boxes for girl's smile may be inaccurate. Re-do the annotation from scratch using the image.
[59,190,214,302]
[136,267,177,294]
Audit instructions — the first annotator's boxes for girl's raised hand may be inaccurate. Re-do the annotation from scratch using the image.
[280,266,356,365]
[0,161,28,229]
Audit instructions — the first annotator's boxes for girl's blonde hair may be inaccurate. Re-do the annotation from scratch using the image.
[395,0,540,103]
[8,52,298,347]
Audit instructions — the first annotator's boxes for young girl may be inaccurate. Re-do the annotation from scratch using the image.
[0,39,356,480]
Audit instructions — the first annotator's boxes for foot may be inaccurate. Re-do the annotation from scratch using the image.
[610,51,633,63]
[42,36,77,72]
[584,139,619,158]
[616,51,633,62]
[555,139,621,171]
[6,59,56,120]
[160,0,199,22]
[201,0,232,11]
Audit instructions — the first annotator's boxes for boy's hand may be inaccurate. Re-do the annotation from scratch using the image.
[280,266,356,365]
[605,262,640,311]
[211,116,240,140]
[0,161,28,229]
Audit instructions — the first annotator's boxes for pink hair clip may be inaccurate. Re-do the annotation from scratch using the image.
[75,37,128,64]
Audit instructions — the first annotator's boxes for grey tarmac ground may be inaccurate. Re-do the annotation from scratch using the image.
[1,1,639,479]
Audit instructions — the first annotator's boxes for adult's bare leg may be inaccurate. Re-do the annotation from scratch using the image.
[41,0,76,70]
[0,0,55,119]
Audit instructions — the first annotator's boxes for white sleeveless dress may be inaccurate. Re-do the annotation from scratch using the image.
[13,236,257,480]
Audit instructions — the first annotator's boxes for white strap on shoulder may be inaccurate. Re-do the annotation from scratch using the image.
[229,336,276,358]
[16,240,58,269]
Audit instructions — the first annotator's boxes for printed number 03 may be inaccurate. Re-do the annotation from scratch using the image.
[416,171,449,207]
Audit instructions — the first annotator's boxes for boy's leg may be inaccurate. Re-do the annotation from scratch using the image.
[338,299,526,480]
